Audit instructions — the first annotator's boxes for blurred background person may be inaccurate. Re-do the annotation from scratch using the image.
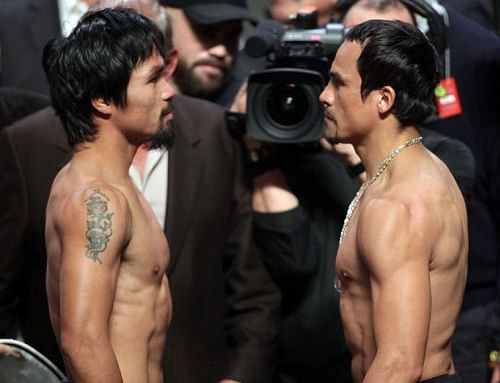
[160,0,259,107]
[440,0,499,34]
[0,86,49,130]
[0,0,98,95]
[267,0,338,25]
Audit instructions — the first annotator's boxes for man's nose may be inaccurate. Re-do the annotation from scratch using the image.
[208,43,229,60]
[161,78,174,100]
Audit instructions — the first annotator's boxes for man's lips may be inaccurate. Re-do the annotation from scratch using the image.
[194,60,227,76]
[161,107,173,121]
[324,113,337,124]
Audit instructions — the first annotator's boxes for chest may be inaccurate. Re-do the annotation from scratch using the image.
[335,238,369,293]
[125,190,170,280]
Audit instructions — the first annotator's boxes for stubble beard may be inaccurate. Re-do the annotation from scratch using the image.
[173,59,228,100]
[145,120,175,150]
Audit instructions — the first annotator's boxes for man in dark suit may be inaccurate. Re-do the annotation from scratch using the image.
[441,0,499,34]
[0,1,280,382]
[0,0,97,95]
[0,87,49,129]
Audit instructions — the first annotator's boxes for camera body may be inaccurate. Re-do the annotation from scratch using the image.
[245,13,345,143]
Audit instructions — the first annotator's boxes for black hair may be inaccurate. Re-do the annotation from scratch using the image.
[42,7,166,146]
[346,19,439,126]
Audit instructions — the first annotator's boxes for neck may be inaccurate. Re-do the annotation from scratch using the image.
[72,127,138,181]
[355,125,421,179]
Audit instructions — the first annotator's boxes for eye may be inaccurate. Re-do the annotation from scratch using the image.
[331,75,344,87]
[148,67,167,84]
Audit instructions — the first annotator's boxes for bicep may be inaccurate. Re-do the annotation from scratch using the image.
[358,200,432,357]
[57,188,129,336]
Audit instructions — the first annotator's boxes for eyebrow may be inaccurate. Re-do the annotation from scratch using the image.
[330,70,346,86]
[147,64,166,82]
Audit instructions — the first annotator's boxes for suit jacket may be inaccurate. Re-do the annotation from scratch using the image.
[0,94,280,382]
[0,0,60,94]
[0,87,49,129]
[441,0,498,32]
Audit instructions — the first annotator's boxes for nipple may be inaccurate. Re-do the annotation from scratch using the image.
[334,277,342,293]
[152,265,160,274]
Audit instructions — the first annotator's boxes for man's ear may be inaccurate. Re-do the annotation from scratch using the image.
[91,97,113,116]
[377,85,396,114]
[164,48,179,80]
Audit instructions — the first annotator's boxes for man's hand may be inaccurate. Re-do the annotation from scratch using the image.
[319,138,361,166]
[320,138,365,180]
[491,363,500,383]
[230,81,248,114]
[0,344,23,360]
[219,380,240,383]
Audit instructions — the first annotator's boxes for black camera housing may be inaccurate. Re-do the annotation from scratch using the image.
[244,13,344,143]
[247,68,325,143]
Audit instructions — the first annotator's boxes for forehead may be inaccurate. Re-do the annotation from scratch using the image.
[131,49,164,78]
[343,5,414,27]
[331,41,362,77]
[271,0,332,7]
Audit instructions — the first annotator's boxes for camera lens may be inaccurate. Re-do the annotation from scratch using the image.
[266,84,308,126]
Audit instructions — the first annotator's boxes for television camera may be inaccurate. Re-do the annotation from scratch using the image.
[243,10,345,143]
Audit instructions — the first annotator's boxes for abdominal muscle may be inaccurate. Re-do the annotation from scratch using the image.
[109,273,172,383]
[340,285,377,381]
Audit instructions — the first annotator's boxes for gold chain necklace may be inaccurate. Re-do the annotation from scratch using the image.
[339,136,423,244]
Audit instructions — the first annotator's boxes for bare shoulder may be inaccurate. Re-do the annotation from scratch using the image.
[54,184,130,225]
[358,194,433,237]
[50,183,132,262]
[356,194,435,271]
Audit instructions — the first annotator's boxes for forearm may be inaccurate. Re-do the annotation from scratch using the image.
[252,169,298,213]
[62,340,122,383]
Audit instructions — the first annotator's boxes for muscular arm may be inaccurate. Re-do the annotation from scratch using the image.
[52,186,131,383]
[358,198,432,383]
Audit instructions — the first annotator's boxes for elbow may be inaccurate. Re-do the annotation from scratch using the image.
[389,355,423,382]
[393,359,423,383]
[368,354,423,383]
[59,328,102,363]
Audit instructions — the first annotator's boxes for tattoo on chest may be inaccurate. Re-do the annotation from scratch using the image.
[85,189,114,264]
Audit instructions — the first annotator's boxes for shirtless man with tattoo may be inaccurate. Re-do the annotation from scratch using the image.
[321,20,468,382]
[43,8,174,383]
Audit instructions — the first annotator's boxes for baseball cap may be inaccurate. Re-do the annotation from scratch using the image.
[159,0,258,25]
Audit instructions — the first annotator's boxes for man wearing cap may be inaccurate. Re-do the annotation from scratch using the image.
[160,0,258,106]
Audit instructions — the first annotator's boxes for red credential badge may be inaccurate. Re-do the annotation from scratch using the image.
[434,77,462,119]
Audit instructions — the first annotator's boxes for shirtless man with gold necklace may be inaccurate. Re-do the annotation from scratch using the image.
[321,20,468,383]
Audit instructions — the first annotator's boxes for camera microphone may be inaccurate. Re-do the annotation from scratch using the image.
[244,19,285,58]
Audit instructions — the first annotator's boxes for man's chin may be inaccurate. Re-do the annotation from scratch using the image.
[194,75,226,95]
[196,65,225,81]
[146,124,175,151]
[174,61,228,99]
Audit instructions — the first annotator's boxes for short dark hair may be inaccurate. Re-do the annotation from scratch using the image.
[43,8,166,146]
[345,19,439,126]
